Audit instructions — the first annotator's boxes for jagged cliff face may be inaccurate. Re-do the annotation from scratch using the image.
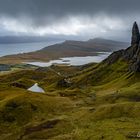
[103,22,140,72]
[124,22,140,72]
[131,22,140,45]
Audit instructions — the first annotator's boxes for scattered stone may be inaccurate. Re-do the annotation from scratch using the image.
[10,82,27,89]
[89,107,96,112]
[126,131,140,138]
[57,78,72,88]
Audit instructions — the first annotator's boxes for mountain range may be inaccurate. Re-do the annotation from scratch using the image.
[0,38,129,64]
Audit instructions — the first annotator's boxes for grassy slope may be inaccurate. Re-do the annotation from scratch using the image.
[0,62,140,140]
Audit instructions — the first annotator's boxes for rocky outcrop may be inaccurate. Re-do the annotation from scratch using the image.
[129,22,140,72]
[103,22,140,72]
[57,78,72,88]
[129,44,140,72]
[103,49,124,65]
[131,22,140,46]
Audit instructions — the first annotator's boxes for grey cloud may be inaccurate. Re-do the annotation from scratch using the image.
[0,0,140,24]
[0,0,140,41]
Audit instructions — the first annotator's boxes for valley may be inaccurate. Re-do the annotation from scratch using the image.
[0,0,140,140]
[0,23,140,140]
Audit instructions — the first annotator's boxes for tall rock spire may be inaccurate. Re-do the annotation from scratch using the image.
[131,21,140,45]
[103,22,140,72]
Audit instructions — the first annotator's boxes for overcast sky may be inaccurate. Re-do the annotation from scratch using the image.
[0,0,140,41]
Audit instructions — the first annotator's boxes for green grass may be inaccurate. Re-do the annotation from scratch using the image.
[0,60,140,140]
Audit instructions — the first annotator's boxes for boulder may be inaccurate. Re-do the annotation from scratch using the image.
[57,78,72,88]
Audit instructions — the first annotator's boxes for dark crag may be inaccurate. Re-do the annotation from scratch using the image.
[103,22,140,72]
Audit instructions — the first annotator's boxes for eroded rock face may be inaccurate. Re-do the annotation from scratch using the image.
[131,22,140,46]
[103,22,140,72]
[124,22,140,72]
[129,44,140,72]
[103,49,124,65]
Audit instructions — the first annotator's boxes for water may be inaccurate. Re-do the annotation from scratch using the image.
[26,52,111,67]
[28,83,45,93]
[0,41,62,57]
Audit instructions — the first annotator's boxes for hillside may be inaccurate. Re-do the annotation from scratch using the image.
[41,38,128,52]
[71,22,140,90]
[0,38,128,64]
[0,23,140,140]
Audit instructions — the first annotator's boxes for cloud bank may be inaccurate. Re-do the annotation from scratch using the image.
[0,0,140,41]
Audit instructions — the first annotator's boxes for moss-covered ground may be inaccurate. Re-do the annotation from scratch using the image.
[0,62,140,140]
